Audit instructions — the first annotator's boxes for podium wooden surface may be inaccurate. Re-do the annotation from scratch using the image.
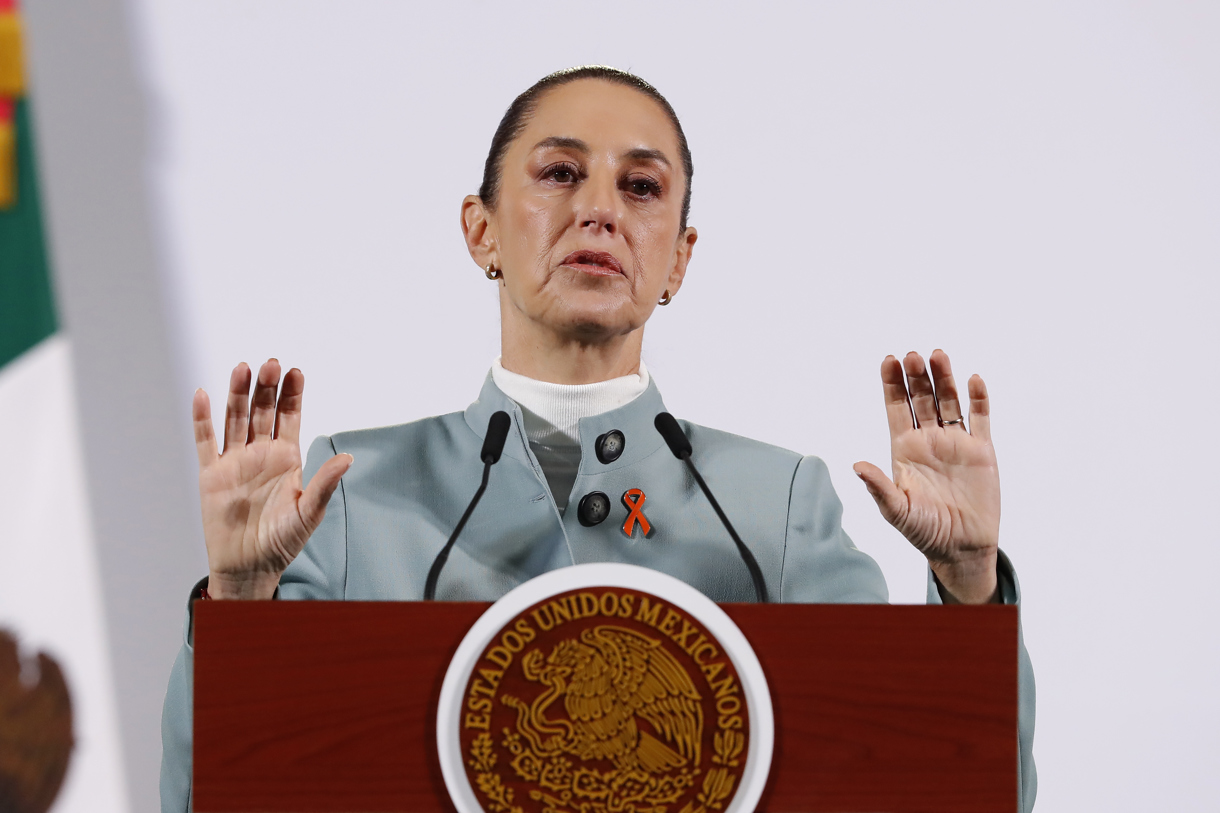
[193,602,1017,813]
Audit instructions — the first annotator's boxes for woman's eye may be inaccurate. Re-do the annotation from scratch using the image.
[544,164,579,184]
[626,178,660,198]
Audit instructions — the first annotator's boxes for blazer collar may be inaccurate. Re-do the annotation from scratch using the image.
[464,371,671,471]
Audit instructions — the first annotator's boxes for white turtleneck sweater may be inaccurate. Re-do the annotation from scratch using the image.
[491,357,650,513]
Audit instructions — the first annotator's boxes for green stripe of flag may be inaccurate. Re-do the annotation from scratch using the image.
[0,98,57,369]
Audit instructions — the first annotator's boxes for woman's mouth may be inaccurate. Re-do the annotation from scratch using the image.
[560,250,624,277]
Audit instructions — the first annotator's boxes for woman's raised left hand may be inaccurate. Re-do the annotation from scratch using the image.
[853,350,1001,604]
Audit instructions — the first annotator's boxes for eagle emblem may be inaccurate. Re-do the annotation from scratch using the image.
[503,625,703,775]
[460,588,749,813]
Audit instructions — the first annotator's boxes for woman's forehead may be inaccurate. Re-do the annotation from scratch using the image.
[514,80,681,163]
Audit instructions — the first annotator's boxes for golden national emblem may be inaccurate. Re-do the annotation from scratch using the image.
[459,586,750,813]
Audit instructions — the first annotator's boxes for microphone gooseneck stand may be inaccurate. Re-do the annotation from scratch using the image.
[423,411,511,601]
[654,412,770,603]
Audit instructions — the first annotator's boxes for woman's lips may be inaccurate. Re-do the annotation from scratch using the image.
[560,250,624,277]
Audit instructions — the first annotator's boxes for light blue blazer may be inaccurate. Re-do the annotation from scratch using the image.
[161,374,1037,811]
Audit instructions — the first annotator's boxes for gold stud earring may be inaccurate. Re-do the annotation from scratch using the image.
[485,264,501,280]
[658,290,672,306]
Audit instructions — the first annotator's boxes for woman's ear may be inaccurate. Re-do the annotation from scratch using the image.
[461,195,499,270]
[666,226,697,298]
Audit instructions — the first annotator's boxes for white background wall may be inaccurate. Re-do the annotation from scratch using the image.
[32,1,1220,810]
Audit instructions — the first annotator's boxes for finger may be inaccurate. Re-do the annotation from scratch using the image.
[247,359,282,443]
[903,351,938,428]
[880,355,916,438]
[299,454,354,531]
[274,368,305,443]
[853,461,909,528]
[192,389,218,467]
[968,374,991,442]
[222,363,252,453]
[928,349,965,428]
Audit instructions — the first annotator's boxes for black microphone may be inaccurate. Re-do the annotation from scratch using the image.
[480,410,511,464]
[654,412,769,603]
[424,411,511,600]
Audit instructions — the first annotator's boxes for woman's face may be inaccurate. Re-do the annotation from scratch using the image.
[464,79,696,345]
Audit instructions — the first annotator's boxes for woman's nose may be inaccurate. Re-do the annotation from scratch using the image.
[574,173,620,236]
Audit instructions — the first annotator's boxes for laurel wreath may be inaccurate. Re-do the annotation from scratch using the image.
[468,712,745,813]
[678,728,745,813]
[468,732,524,813]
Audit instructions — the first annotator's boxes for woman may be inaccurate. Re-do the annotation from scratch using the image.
[162,67,1035,810]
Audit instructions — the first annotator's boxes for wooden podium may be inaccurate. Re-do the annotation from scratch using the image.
[193,602,1017,813]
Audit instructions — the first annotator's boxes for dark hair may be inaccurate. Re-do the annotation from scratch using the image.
[479,66,694,231]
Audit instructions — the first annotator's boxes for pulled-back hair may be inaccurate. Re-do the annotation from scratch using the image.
[479,66,694,231]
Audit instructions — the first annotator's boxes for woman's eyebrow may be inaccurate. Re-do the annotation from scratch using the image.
[532,136,589,153]
[622,147,671,168]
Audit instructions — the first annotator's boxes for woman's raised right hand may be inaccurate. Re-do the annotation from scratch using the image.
[192,359,352,600]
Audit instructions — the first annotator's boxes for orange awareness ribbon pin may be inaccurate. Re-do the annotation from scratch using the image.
[621,488,651,537]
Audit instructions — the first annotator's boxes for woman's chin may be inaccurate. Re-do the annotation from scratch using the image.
[548,302,645,343]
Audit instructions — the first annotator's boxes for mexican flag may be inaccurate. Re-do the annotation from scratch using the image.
[0,1,128,810]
